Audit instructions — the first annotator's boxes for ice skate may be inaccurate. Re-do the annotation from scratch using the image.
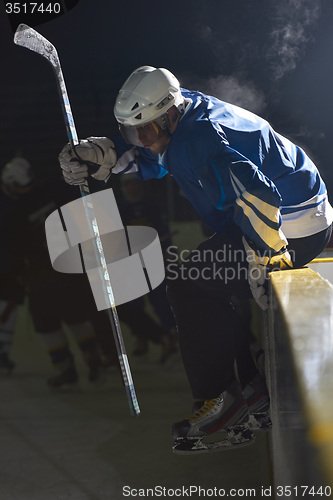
[172,381,255,455]
[47,366,79,389]
[87,352,107,386]
[0,352,15,374]
[243,373,272,431]
[132,336,149,357]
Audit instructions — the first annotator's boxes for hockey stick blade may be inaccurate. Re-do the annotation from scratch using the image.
[13,24,140,417]
[14,23,78,149]
[14,23,59,67]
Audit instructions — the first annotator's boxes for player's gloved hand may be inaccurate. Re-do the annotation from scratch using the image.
[242,236,293,311]
[59,136,117,185]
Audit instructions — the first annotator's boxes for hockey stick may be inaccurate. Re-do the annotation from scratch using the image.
[13,24,140,417]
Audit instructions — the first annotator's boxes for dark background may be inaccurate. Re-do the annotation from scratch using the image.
[1,0,333,202]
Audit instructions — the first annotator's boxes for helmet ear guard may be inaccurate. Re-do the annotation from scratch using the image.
[155,93,174,112]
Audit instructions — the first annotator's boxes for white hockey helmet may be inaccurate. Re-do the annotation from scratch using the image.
[114,66,184,147]
[1,157,34,187]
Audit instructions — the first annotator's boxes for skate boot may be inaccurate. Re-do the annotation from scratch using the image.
[132,336,149,357]
[0,352,15,374]
[47,365,79,389]
[243,373,272,431]
[83,346,107,385]
[87,354,107,385]
[172,381,255,455]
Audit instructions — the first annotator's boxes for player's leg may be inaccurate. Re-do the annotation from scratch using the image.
[61,274,106,384]
[167,224,268,452]
[28,274,78,387]
[0,300,17,373]
[42,328,78,388]
[117,299,176,363]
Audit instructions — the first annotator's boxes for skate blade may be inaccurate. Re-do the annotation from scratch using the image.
[48,382,81,392]
[172,426,255,455]
[248,412,272,432]
[0,367,15,376]
[90,372,108,387]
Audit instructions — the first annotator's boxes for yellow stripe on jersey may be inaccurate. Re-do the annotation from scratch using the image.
[234,197,288,251]
[230,170,280,225]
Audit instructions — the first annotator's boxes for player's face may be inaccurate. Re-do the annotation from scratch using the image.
[142,128,171,155]
[119,116,171,154]
[136,121,161,147]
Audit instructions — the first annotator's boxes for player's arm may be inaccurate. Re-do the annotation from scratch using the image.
[198,150,293,310]
[190,129,292,309]
[194,138,287,252]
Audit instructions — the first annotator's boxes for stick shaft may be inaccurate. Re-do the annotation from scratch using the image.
[14,24,140,416]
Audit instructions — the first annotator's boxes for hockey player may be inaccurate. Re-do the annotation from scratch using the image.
[59,66,333,453]
[1,157,108,388]
[0,187,24,373]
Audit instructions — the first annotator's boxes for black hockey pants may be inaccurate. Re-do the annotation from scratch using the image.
[166,223,332,399]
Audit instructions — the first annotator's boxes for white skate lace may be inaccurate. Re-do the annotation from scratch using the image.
[187,398,220,423]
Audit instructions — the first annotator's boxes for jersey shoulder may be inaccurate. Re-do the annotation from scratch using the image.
[171,93,227,171]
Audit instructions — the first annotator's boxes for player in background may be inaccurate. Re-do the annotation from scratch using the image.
[59,67,333,452]
[1,157,109,388]
[0,184,24,373]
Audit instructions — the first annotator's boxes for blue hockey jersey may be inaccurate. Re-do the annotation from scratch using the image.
[111,89,333,252]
